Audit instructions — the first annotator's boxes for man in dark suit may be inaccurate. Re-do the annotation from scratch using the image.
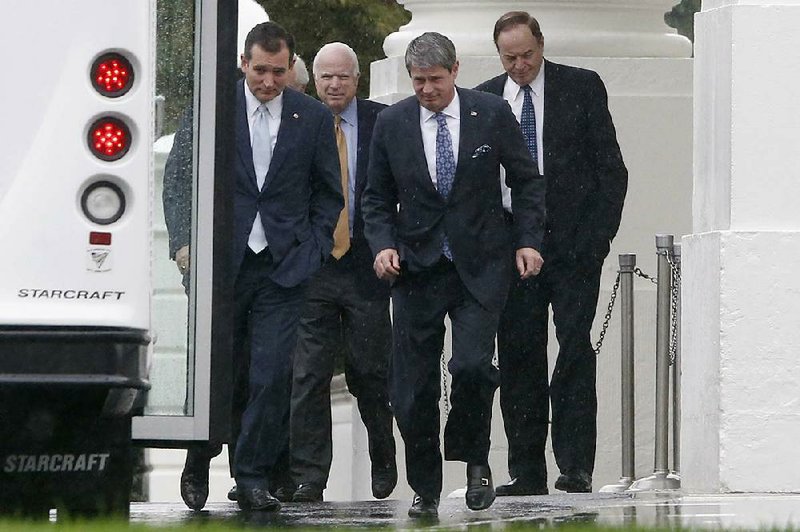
[288,42,396,503]
[362,32,546,518]
[475,11,628,495]
[170,21,342,513]
[230,22,342,512]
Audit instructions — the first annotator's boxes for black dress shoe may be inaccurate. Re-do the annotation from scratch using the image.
[408,493,439,518]
[227,484,238,502]
[237,487,281,512]
[465,464,495,511]
[554,470,592,493]
[495,477,549,496]
[371,461,398,499]
[271,485,296,502]
[292,483,323,502]
[180,457,210,511]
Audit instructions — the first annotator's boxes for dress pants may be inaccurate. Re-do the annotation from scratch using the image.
[496,254,601,482]
[290,249,394,488]
[391,258,500,500]
[233,248,308,491]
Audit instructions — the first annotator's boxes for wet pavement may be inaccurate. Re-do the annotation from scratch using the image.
[128,492,800,529]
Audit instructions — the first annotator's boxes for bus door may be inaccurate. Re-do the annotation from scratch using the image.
[132,0,237,447]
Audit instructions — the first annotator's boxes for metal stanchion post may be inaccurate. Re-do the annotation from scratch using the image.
[600,254,637,493]
[628,234,680,492]
[668,243,681,482]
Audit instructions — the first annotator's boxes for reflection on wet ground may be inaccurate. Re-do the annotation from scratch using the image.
[128,492,800,529]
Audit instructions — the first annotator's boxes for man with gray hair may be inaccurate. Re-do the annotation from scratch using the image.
[287,54,309,92]
[362,31,546,518]
[288,41,396,503]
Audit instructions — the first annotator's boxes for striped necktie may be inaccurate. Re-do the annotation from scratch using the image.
[331,115,351,259]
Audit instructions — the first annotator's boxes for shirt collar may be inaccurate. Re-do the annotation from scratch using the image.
[244,82,283,119]
[338,98,358,127]
[421,88,461,123]
[503,61,546,101]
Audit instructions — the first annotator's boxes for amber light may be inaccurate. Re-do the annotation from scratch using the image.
[88,117,131,161]
[89,232,112,245]
[91,53,134,97]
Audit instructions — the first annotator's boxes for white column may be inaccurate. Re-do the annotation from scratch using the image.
[682,0,800,493]
[370,0,693,498]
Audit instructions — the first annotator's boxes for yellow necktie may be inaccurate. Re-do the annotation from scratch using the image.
[331,115,351,259]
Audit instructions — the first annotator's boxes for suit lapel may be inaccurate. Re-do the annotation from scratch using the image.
[542,59,558,176]
[406,101,439,196]
[235,80,258,189]
[456,88,480,176]
[355,100,371,195]
[263,89,302,190]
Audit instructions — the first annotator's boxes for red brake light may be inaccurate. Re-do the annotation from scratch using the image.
[91,53,134,97]
[88,117,131,161]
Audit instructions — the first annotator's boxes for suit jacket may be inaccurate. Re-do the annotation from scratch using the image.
[163,108,193,261]
[362,88,546,313]
[475,60,627,264]
[343,98,390,299]
[232,80,343,287]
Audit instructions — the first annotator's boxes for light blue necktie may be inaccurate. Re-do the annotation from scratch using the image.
[521,85,538,164]
[252,104,272,188]
[435,112,455,260]
[248,103,271,252]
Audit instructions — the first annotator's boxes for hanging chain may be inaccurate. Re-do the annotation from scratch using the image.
[593,272,620,355]
[593,265,658,356]
[440,348,450,420]
[634,267,658,284]
[666,251,681,365]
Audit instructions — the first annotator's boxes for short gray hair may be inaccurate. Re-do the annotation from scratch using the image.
[313,42,360,77]
[293,54,309,85]
[404,32,457,73]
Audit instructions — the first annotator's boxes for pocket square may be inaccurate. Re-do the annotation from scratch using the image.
[471,144,492,158]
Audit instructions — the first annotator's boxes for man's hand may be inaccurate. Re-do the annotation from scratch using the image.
[516,247,543,279]
[374,248,401,281]
[175,245,190,275]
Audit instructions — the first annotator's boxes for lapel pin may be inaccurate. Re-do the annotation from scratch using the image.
[470,110,478,117]
[293,113,299,119]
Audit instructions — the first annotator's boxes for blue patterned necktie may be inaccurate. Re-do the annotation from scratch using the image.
[435,112,455,260]
[521,85,538,164]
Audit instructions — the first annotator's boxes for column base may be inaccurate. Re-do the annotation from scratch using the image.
[682,230,800,493]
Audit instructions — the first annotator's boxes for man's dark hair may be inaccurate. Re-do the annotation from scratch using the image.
[493,11,544,48]
[244,21,295,60]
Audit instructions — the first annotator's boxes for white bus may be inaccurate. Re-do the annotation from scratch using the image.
[0,0,236,515]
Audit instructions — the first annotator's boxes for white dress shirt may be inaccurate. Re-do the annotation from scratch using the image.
[500,62,545,211]
[420,90,460,186]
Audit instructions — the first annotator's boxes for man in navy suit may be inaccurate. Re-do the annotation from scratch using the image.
[217,21,342,512]
[362,32,546,518]
[476,11,628,496]
[288,42,396,503]
[168,22,341,513]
